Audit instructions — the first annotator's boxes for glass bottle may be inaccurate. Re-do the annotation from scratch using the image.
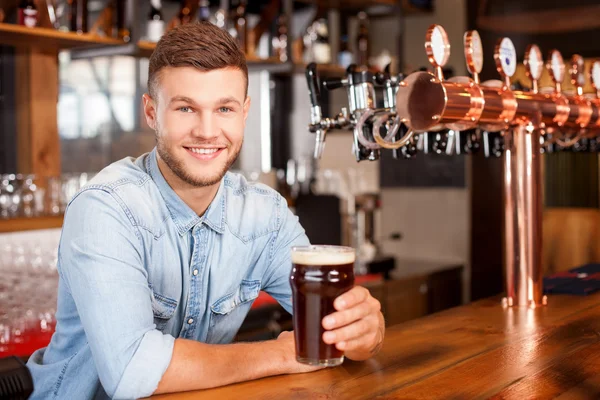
[18,0,38,28]
[147,0,164,42]
[356,11,370,67]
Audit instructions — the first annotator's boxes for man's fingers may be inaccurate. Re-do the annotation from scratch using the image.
[322,300,372,330]
[322,315,376,344]
[334,286,370,311]
[335,331,379,352]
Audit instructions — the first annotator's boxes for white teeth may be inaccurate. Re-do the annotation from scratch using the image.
[189,148,218,155]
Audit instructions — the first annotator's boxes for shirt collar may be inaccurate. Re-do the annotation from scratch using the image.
[146,148,226,236]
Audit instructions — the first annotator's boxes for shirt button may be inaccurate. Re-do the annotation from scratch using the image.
[187,318,194,324]
[193,269,198,276]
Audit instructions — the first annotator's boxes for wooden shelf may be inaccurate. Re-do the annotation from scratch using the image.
[0,216,64,233]
[294,0,396,7]
[294,63,347,77]
[0,22,125,50]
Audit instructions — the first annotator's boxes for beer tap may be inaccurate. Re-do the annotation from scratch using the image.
[449,30,485,156]
[523,44,554,153]
[421,25,454,154]
[586,61,600,152]
[554,54,593,150]
[304,60,410,161]
[542,50,571,151]
[305,63,351,159]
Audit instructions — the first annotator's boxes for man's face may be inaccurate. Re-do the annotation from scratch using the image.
[143,66,250,187]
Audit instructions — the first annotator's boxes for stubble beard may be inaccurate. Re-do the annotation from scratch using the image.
[156,130,241,188]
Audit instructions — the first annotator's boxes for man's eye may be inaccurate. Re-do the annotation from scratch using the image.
[178,107,192,113]
[219,107,233,113]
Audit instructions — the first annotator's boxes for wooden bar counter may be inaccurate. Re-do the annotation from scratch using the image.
[152,293,600,399]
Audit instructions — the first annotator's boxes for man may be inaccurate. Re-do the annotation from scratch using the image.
[27,22,384,399]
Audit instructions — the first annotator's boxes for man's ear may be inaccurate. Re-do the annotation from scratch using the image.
[243,95,251,123]
[142,93,158,130]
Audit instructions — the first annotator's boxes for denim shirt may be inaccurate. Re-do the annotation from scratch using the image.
[26,148,309,399]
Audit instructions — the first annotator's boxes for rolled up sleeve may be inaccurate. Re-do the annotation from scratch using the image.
[59,188,173,399]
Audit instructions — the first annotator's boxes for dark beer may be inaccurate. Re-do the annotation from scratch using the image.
[290,246,355,366]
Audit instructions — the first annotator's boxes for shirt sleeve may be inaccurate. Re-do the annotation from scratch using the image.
[261,196,311,314]
[58,188,174,399]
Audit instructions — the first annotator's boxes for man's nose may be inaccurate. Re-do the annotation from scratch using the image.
[191,113,219,140]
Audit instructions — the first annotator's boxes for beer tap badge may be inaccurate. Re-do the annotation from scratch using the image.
[464,30,483,74]
[525,44,543,80]
[549,50,565,84]
[426,24,450,67]
[571,55,585,87]
[592,61,600,89]
[498,38,516,77]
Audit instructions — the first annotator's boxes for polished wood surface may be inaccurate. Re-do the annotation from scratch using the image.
[0,22,124,50]
[152,293,600,399]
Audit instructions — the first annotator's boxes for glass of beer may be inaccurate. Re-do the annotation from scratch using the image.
[290,245,355,366]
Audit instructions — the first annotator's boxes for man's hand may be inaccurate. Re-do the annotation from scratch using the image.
[276,331,324,374]
[321,286,384,361]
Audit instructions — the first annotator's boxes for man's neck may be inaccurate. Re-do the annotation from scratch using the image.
[156,153,220,217]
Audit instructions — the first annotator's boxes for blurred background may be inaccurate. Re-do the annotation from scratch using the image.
[1,0,600,356]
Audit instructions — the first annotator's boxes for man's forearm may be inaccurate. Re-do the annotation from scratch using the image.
[153,337,289,395]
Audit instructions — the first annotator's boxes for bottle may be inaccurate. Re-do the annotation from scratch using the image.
[312,19,331,64]
[115,0,130,41]
[198,0,211,22]
[356,11,370,67]
[178,0,193,25]
[272,14,288,62]
[69,0,88,33]
[233,0,247,53]
[211,8,226,29]
[18,0,38,28]
[147,0,164,42]
[338,34,353,68]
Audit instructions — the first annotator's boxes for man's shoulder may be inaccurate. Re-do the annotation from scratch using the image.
[86,154,151,190]
[67,153,169,236]
[223,172,282,199]
[221,172,288,242]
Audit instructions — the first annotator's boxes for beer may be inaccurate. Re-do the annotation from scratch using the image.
[290,245,355,366]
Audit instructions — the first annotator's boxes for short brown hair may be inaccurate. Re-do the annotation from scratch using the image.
[148,22,248,99]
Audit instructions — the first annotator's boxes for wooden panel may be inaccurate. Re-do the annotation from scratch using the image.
[0,22,125,50]
[476,5,600,34]
[427,266,463,313]
[384,275,429,326]
[544,152,599,208]
[15,48,61,176]
[149,293,600,399]
[543,208,600,274]
[0,216,63,232]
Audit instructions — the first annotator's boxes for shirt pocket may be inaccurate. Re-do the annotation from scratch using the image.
[206,279,261,344]
[150,290,178,332]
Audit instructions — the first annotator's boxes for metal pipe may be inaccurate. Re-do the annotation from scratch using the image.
[502,124,547,308]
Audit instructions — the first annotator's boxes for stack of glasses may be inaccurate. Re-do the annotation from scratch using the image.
[0,173,94,219]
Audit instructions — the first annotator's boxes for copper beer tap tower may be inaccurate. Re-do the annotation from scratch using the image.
[305,24,600,308]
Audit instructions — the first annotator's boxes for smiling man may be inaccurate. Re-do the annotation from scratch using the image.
[26,22,384,399]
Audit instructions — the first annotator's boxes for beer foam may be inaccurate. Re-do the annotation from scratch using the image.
[291,246,356,266]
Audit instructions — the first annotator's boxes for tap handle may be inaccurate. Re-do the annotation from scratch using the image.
[323,77,345,91]
[305,62,321,108]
